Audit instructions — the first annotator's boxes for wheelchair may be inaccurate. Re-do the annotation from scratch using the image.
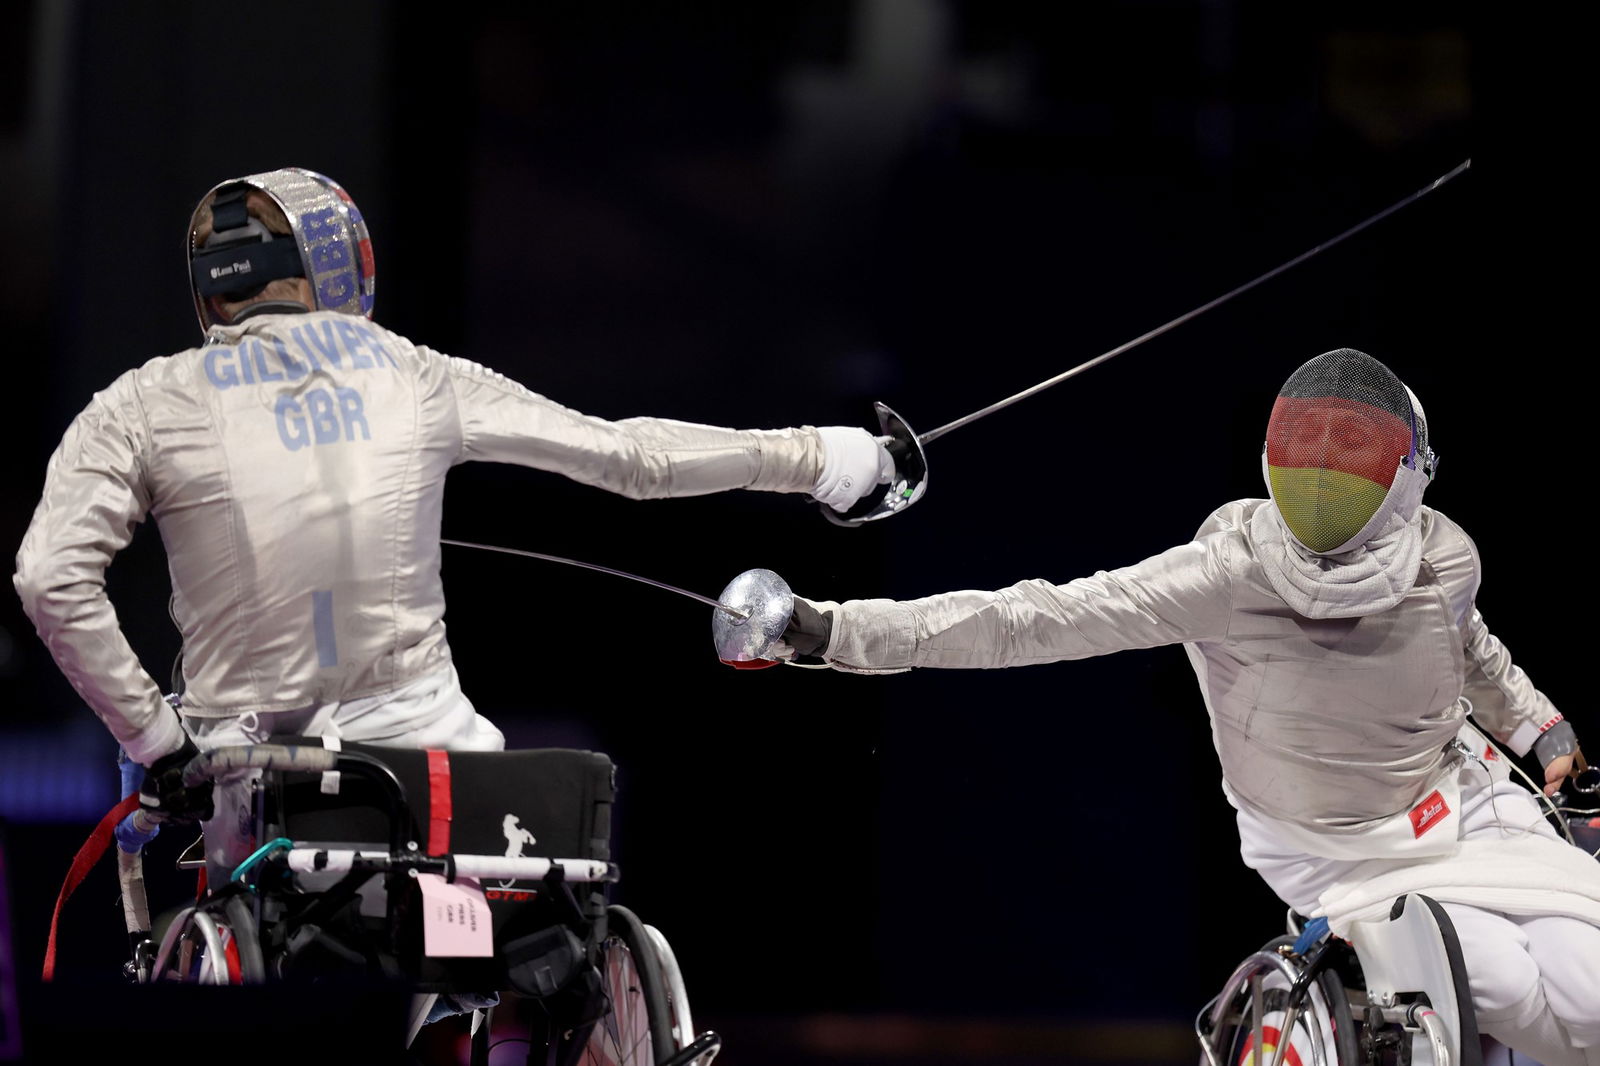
[1197,811,1600,1066]
[1196,894,1477,1066]
[128,739,721,1066]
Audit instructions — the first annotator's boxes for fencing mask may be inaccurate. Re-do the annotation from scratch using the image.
[1263,348,1437,555]
[188,168,375,333]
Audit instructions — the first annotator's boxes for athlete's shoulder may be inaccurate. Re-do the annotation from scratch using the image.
[1421,506,1476,558]
[360,316,418,350]
[118,348,191,396]
[1176,498,1267,585]
[1194,498,1267,540]
[1420,506,1480,585]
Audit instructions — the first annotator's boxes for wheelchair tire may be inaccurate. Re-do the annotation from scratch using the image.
[1314,967,1359,1066]
[1274,936,1359,1066]
[579,904,676,1065]
[645,923,700,1055]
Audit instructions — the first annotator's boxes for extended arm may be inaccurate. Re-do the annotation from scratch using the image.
[801,535,1239,673]
[442,354,887,504]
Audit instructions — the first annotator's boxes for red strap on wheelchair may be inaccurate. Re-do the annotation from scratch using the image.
[426,749,452,855]
[43,793,140,981]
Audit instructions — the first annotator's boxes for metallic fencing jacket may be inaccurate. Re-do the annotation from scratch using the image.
[15,311,824,763]
[813,499,1564,833]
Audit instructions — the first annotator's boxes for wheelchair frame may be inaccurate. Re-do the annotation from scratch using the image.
[1197,783,1600,1066]
[130,743,721,1066]
[1196,895,1481,1066]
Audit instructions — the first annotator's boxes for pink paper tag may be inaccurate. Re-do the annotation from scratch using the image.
[418,874,494,957]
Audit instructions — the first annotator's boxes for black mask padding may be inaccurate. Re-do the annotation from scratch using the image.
[211,188,251,232]
[191,187,305,300]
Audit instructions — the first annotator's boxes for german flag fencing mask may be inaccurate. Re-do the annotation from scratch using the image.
[1263,349,1437,555]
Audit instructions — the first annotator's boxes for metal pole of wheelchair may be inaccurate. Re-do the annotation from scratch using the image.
[1268,938,1337,1066]
[1198,950,1307,1066]
[330,751,414,859]
[1407,1005,1453,1066]
[183,744,414,860]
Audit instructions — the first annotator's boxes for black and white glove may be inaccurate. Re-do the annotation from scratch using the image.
[811,427,895,513]
[138,736,214,823]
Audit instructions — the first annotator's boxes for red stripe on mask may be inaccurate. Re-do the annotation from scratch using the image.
[1266,394,1413,488]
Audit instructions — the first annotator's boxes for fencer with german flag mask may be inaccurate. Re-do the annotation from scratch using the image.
[13,167,900,883]
[772,349,1600,1063]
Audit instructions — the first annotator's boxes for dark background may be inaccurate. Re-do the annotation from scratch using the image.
[0,3,1575,1063]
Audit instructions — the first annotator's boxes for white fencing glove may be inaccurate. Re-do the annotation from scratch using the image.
[812,426,895,513]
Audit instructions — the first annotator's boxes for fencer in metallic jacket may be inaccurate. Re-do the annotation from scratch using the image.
[13,309,854,767]
[783,351,1600,1060]
[791,349,1578,844]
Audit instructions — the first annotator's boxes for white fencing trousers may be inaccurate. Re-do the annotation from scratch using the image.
[185,664,505,886]
[1238,776,1600,1065]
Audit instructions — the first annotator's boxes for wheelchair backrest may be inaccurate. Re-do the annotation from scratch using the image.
[260,738,616,992]
[263,738,615,867]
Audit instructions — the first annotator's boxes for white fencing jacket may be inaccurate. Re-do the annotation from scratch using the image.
[812,499,1566,846]
[15,310,824,764]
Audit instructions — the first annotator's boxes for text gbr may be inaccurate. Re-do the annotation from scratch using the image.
[202,317,399,452]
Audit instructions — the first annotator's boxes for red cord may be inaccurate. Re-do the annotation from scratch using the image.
[43,794,141,980]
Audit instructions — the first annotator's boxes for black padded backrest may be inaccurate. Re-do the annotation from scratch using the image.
[264,738,614,863]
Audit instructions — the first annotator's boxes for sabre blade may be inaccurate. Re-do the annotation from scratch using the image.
[917,159,1472,446]
[440,538,749,619]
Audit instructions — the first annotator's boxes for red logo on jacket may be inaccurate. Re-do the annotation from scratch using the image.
[1409,790,1451,838]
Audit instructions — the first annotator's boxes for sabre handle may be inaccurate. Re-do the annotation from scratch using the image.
[885,430,925,490]
[1572,748,1599,795]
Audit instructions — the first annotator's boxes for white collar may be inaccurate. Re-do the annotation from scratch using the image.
[1249,502,1424,618]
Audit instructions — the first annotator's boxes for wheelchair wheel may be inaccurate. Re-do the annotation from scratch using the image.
[1205,937,1359,1066]
[645,922,716,1061]
[580,905,675,1065]
[147,897,266,985]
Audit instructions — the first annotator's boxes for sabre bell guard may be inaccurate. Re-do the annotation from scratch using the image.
[711,568,794,665]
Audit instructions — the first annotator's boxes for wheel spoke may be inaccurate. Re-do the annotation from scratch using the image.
[582,936,656,1066]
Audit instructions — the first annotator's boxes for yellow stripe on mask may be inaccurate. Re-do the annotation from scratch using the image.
[1268,465,1389,552]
